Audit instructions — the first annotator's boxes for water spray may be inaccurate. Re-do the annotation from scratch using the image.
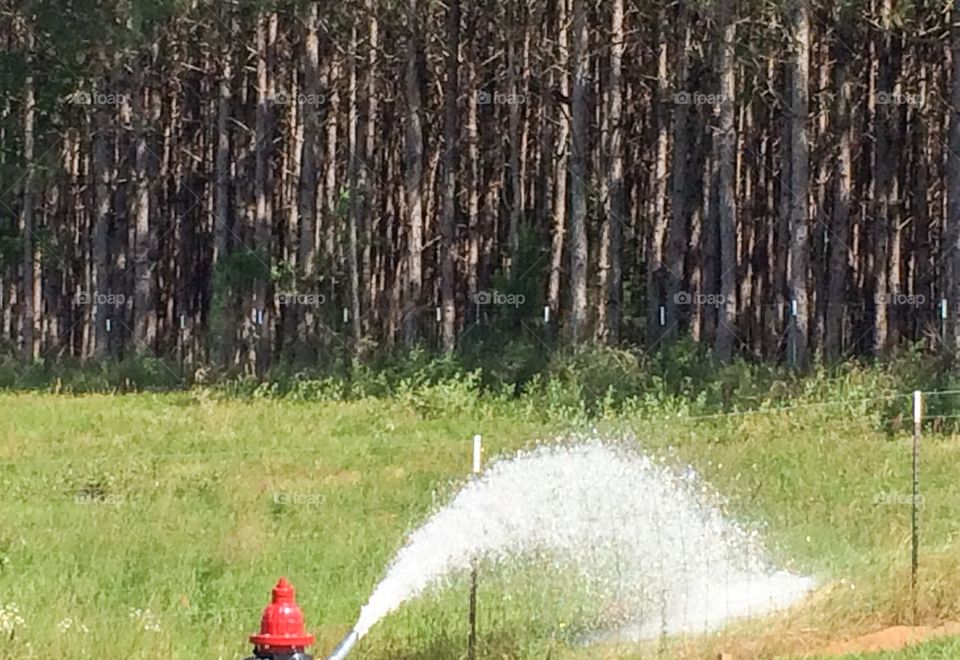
[325,630,360,660]
[257,441,814,659]
[323,435,485,660]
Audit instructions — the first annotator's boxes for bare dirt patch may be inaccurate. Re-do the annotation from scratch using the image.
[817,622,960,656]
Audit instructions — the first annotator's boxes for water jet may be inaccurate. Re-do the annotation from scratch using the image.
[326,440,814,655]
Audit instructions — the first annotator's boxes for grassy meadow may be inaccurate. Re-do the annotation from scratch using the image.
[2,352,960,658]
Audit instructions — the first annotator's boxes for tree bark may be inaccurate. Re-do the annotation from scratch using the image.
[440,0,460,352]
[403,0,424,347]
[824,6,854,361]
[787,0,811,368]
[20,22,38,361]
[948,0,960,354]
[597,0,624,344]
[132,80,156,353]
[568,0,589,343]
[347,25,362,346]
[715,0,738,361]
[547,0,569,319]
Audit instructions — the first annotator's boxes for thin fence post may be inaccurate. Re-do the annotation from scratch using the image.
[911,390,922,619]
[468,434,481,660]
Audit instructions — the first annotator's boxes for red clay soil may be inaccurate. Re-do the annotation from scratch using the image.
[816,622,960,656]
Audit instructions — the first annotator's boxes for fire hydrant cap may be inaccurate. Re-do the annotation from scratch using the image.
[249,578,316,648]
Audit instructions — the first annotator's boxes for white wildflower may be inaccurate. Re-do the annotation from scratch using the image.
[57,617,89,634]
[0,602,26,635]
[129,607,162,632]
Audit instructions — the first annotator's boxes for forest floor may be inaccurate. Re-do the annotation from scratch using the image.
[2,390,959,659]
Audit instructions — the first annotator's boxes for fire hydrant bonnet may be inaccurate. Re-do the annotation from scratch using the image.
[250,578,316,649]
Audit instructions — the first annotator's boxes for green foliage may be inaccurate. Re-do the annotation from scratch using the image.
[213,248,272,292]
[4,337,960,437]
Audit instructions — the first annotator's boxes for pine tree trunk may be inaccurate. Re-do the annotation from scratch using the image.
[787,1,810,368]
[568,0,589,343]
[665,7,691,344]
[440,0,460,352]
[947,0,960,354]
[91,56,113,360]
[132,80,156,353]
[254,13,277,372]
[363,0,379,335]
[403,0,424,347]
[825,7,854,360]
[715,0,737,361]
[597,0,624,344]
[20,23,38,361]
[347,25,362,347]
[547,0,569,318]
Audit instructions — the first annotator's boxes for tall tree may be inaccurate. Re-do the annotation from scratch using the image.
[131,80,156,354]
[948,0,960,354]
[664,6,692,343]
[440,0,460,352]
[597,0,624,344]
[547,0,569,319]
[91,47,113,360]
[824,5,854,360]
[347,24,362,346]
[297,1,321,358]
[253,12,277,372]
[568,0,589,342]
[403,0,424,347]
[20,19,37,361]
[714,0,738,361]
[787,0,810,368]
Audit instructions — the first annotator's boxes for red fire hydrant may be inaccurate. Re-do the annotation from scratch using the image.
[247,578,316,660]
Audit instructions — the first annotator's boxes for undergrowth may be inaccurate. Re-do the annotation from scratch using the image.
[2,341,959,430]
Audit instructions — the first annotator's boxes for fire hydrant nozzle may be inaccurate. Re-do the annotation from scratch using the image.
[248,578,315,660]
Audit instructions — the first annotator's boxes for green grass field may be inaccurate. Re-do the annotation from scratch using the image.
[2,389,959,658]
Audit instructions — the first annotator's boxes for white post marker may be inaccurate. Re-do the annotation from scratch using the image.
[343,308,349,324]
[941,299,948,320]
[911,390,922,600]
[543,306,550,324]
[791,299,798,317]
[105,318,112,333]
[659,305,665,327]
[472,434,482,474]
[468,433,482,659]
[180,314,187,330]
[436,306,442,323]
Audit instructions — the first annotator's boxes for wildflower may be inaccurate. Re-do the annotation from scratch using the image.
[129,607,162,632]
[0,602,26,635]
[57,617,90,634]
